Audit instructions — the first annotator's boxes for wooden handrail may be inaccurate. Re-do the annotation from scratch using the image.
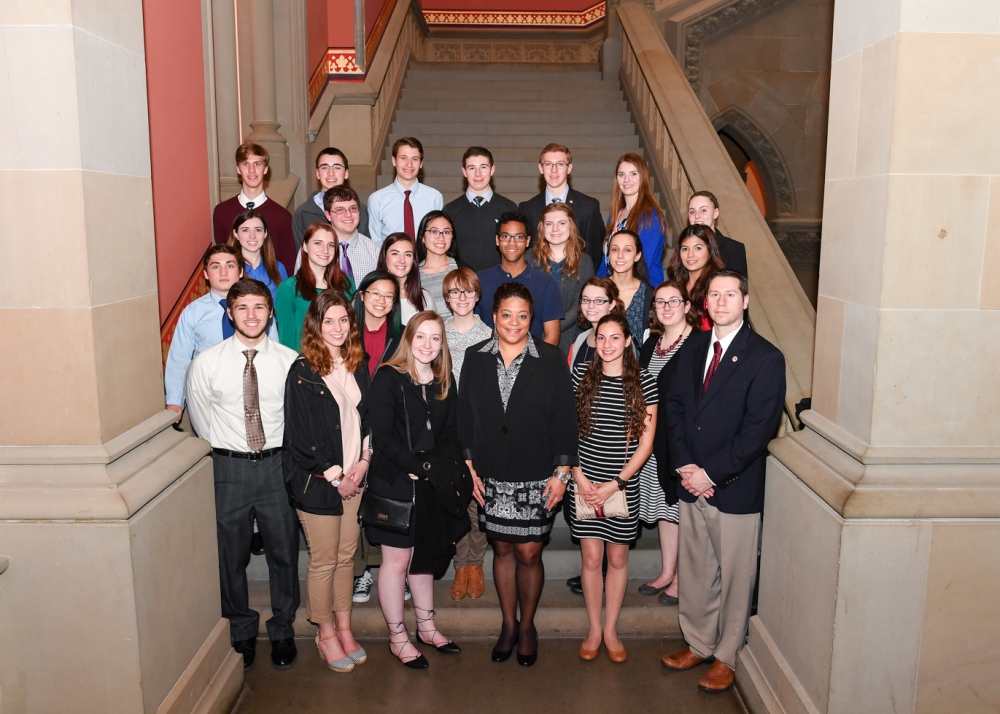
[618,3,815,416]
[160,256,209,367]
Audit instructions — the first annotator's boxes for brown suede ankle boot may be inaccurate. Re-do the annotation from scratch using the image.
[450,565,469,600]
[467,563,486,599]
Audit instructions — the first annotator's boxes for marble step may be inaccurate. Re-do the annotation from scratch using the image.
[387,132,639,149]
[382,160,628,177]
[391,122,635,138]
[397,98,628,111]
[374,174,623,195]
[381,145,638,162]
[401,78,611,92]
[399,88,624,102]
[406,68,603,81]
[394,109,632,124]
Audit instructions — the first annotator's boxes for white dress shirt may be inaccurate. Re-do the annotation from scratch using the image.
[367,179,444,243]
[545,186,570,204]
[186,334,298,451]
[238,191,268,208]
[703,321,743,380]
[465,187,494,204]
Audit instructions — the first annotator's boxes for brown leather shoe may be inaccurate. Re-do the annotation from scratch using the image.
[467,563,485,599]
[450,566,469,600]
[698,660,735,692]
[661,647,708,671]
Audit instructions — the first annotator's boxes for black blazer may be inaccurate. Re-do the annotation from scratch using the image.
[458,337,579,482]
[520,189,605,269]
[714,228,749,279]
[639,334,696,505]
[282,355,371,516]
[367,365,462,502]
[665,322,785,514]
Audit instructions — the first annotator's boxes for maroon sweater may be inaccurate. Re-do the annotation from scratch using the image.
[213,195,297,271]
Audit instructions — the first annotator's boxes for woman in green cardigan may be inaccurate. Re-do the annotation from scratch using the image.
[276,222,355,351]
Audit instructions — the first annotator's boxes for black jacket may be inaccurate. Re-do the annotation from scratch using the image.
[520,189,605,269]
[458,337,579,482]
[665,322,785,514]
[282,355,371,516]
[714,228,749,279]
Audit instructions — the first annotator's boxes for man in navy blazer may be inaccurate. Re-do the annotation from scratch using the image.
[661,270,785,693]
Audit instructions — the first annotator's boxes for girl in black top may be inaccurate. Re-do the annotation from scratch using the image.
[458,282,579,667]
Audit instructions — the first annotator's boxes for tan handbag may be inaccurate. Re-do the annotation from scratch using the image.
[575,426,631,520]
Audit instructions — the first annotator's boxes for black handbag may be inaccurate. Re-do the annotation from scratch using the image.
[360,381,416,535]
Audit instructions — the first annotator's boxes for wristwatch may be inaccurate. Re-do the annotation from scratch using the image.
[554,469,571,485]
[613,476,627,491]
[329,475,342,487]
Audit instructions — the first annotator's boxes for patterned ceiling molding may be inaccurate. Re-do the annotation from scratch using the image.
[682,0,791,88]
[713,105,795,215]
[422,1,605,28]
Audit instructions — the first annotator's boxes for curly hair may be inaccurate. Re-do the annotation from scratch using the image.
[576,276,625,329]
[666,224,725,327]
[492,280,534,319]
[300,290,365,376]
[575,313,648,439]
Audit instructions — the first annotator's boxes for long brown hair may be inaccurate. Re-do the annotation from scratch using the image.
[377,233,426,311]
[295,222,352,301]
[577,276,625,329]
[575,313,648,439]
[300,290,365,376]
[228,210,283,287]
[605,153,664,239]
[666,225,725,327]
[648,280,697,337]
[382,311,452,400]
[533,202,585,278]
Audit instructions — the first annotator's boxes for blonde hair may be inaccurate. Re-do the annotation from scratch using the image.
[383,311,452,400]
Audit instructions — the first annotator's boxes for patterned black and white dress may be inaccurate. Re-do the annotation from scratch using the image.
[568,363,658,544]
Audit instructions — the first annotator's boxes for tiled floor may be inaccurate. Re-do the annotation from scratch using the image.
[235,637,746,714]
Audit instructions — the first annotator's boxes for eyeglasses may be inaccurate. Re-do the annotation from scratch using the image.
[318,163,346,172]
[330,206,360,216]
[654,298,685,309]
[498,233,528,243]
[362,290,395,303]
[541,162,569,170]
[580,297,610,305]
[447,289,476,299]
[425,228,453,238]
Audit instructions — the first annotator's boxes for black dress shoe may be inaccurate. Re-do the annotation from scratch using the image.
[491,627,519,663]
[418,633,461,654]
[232,638,257,672]
[250,531,265,556]
[566,575,581,589]
[270,637,298,670]
[402,653,429,669]
[517,628,538,667]
[569,581,584,596]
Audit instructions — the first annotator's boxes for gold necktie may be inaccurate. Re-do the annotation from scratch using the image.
[243,349,266,452]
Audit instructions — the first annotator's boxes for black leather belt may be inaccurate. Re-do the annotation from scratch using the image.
[211,447,282,462]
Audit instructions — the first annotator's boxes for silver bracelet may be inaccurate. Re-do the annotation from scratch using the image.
[553,469,571,485]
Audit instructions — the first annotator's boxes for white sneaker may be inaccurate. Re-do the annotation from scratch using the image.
[404,582,412,601]
[353,569,374,603]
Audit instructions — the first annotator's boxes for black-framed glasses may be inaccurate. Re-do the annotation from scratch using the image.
[330,206,360,215]
[425,228,453,238]
[317,163,346,172]
[447,289,476,299]
[580,297,610,305]
[498,233,528,243]
[654,298,685,309]
[541,162,569,170]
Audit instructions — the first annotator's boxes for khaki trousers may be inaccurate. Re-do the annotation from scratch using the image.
[677,497,760,669]
[453,499,487,568]
[296,490,363,621]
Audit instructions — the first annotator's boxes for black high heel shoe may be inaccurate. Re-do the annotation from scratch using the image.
[516,626,538,667]
[387,622,429,670]
[491,622,519,663]
[415,607,461,654]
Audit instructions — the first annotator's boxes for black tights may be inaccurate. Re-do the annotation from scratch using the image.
[492,540,544,656]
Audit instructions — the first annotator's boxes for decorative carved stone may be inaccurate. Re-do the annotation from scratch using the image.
[554,46,582,63]
[463,44,491,62]
[713,105,795,215]
[434,43,461,62]
[771,229,821,265]
[525,45,551,62]
[422,40,597,64]
[494,44,522,62]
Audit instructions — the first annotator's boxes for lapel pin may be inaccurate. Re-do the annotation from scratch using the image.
[732,356,738,362]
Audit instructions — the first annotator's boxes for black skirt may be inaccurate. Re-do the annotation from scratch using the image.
[478,477,556,544]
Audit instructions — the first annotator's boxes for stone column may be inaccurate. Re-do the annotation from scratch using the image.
[214,0,244,199]
[0,3,241,712]
[246,0,291,180]
[736,2,1000,713]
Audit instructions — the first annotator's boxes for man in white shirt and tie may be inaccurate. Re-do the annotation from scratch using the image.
[367,136,443,243]
[187,278,301,672]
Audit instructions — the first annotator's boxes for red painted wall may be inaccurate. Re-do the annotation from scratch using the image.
[143,0,213,323]
[309,0,355,78]
[420,0,597,11]
[366,0,388,39]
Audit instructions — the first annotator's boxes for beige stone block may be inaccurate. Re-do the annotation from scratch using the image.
[746,70,822,106]
[0,25,82,170]
[983,176,1000,309]
[0,307,102,445]
[780,37,831,72]
[326,104,375,168]
[71,0,147,56]
[73,26,151,177]
[82,171,157,306]
[827,521,931,714]
[0,0,72,24]
[737,0,833,40]
[93,294,165,443]
[748,89,795,136]
[824,53,861,180]
[0,169,92,308]
[706,75,761,116]
[900,0,1000,34]
[881,173,989,310]
[855,35,897,179]
[830,0,900,62]
[870,309,1000,448]
[837,301,878,444]
[702,36,782,72]
[811,295,844,422]
[915,521,1000,714]
[892,33,1000,175]
[817,174,887,307]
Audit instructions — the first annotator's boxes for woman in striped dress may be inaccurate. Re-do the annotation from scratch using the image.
[569,313,658,663]
[637,281,698,605]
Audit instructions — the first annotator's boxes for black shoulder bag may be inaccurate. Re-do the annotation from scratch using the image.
[360,381,416,535]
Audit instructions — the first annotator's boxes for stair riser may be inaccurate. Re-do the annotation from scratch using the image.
[391,123,635,137]
[398,99,627,112]
[395,110,631,124]
[383,160,629,177]
[375,175,627,194]
[400,89,623,102]
[406,70,603,81]
[389,133,639,149]
[383,147,640,162]
[402,79,610,92]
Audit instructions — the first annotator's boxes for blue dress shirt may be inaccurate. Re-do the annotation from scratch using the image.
[243,259,288,302]
[474,263,564,339]
[367,179,444,243]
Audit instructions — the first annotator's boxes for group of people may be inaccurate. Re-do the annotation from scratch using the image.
[166,135,785,694]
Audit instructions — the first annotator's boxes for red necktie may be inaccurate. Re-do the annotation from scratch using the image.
[404,189,415,238]
[702,341,722,396]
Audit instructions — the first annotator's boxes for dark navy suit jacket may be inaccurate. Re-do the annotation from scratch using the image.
[665,322,785,514]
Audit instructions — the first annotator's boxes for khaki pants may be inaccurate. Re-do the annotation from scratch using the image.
[353,530,382,576]
[453,499,487,568]
[297,490,364,621]
[677,497,760,669]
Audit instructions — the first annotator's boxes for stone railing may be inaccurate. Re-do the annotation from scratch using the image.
[618,3,815,416]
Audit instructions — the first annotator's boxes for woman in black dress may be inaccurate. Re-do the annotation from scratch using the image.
[458,282,579,667]
[366,311,464,668]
